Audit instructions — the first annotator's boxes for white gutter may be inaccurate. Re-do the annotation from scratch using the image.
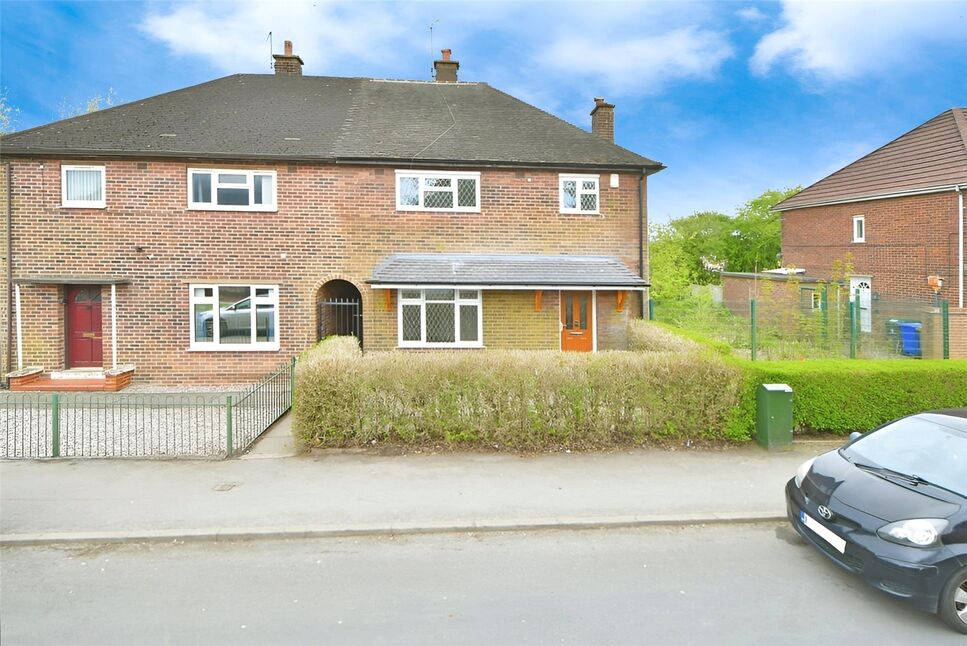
[776,184,963,212]
[369,284,645,291]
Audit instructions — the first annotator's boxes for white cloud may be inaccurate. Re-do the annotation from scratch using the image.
[736,6,767,22]
[538,27,734,96]
[751,0,966,80]
[141,0,413,75]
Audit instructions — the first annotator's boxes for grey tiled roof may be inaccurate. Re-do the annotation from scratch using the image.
[0,75,662,171]
[777,108,967,210]
[369,253,647,287]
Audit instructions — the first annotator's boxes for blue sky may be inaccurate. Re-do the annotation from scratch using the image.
[2,0,965,223]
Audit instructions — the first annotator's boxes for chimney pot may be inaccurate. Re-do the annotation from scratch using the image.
[433,48,459,83]
[284,40,293,56]
[590,97,616,143]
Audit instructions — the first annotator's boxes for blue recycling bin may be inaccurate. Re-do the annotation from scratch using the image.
[898,322,922,357]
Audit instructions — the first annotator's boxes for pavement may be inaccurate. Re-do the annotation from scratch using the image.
[0,413,842,546]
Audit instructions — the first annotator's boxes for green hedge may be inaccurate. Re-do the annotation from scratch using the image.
[732,359,967,435]
[295,337,748,451]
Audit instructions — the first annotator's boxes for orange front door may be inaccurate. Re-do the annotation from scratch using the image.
[560,291,593,352]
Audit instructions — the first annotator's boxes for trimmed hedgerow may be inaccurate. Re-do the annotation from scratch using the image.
[626,320,732,356]
[294,337,747,451]
[731,359,967,435]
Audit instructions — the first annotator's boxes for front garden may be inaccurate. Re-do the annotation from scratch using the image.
[293,325,967,452]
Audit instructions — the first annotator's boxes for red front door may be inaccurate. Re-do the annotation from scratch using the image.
[66,286,103,368]
[560,291,594,352]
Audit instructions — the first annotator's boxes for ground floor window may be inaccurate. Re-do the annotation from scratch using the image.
[398,288,482,348]
[190,284,279,351]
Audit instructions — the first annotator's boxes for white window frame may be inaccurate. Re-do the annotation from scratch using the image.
[187,168,278,212]
[559,174,600,215]
[61,164,106,208]
[395,170,481,213]
[397,288,483,348]
[852,215,865,243]
[189,283,280,351]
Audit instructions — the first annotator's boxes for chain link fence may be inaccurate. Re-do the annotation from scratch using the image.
[649,286,950,361]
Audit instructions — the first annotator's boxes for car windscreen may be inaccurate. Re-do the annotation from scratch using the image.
[841,416,967,496]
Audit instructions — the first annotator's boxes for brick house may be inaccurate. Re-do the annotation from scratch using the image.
[0,45,663,388]
[722,108,967,357]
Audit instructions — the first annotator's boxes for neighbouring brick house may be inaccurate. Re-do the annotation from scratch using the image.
[0,44,663,389]
[723,108,967,358]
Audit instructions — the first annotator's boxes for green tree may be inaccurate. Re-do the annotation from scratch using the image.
[722,187,800,273]
[648,227,693,301]
[651,210,733,284]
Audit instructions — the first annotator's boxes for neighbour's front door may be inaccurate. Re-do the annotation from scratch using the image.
[66,285,103,368]
[560,291,593,352]
[849,277,872,333]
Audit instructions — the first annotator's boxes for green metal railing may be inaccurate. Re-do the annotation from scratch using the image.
[0,358,295,459]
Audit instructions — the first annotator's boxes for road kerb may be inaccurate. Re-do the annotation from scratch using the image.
[0,512,787,547]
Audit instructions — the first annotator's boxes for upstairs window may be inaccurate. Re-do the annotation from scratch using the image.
[62,165,106,208]
[560,174,599,215]
[188,169,277,211]
[395,170,480,212]
[852,215,865,243]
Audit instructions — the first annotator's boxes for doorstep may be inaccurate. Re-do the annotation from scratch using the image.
[6,365,136,392]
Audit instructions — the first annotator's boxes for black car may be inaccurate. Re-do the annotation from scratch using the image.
[786,409,967,634]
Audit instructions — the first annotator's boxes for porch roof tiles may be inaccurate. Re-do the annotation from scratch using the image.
[368,253,647,288]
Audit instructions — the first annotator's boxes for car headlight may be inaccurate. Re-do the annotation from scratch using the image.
[795,457,816,488]
[877,519,949,548]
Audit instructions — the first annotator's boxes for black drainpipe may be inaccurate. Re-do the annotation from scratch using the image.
[5,160,12,377]
[638,171,646,318]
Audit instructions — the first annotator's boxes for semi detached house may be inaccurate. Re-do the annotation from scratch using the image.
[0,45,663,388]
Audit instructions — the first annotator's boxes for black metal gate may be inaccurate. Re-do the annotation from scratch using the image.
[317,298,363,346]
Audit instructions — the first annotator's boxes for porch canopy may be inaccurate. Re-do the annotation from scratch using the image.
[368,253,647,290]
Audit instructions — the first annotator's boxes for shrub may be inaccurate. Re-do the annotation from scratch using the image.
[626,320,702,354]
[294,339,748,451]
[731,359,967,436]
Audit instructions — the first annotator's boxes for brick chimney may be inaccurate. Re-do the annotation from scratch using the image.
[273,40,304,76]
[433,48,459,83]
[590,97,615,143]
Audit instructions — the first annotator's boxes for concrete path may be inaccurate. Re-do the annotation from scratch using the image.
[0,440,841,545]
[240,413,300,459]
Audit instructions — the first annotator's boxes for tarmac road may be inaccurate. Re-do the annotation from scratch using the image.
[2,522,962,645]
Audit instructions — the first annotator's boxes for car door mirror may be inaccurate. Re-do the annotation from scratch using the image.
[848,431,862,443]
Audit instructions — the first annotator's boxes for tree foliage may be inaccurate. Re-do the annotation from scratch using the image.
[58,88,118,119]
[649,187,801,291]
[0,90,18,134]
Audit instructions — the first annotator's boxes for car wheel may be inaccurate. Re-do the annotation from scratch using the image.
[939,566,967,634]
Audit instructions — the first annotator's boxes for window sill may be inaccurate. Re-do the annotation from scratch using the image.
[396,208,481,214]
[559,211,601,217]
[188,344,280,352]
[851,240,865,244]
[61,204,106,209]
[187,205,278,213]
[397,344,485,350]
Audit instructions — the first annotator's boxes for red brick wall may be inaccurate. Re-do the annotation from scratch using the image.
[781,192,961,304]
[4,159,647,383]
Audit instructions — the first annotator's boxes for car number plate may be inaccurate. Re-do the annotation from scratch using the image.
[800,510,846,554]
